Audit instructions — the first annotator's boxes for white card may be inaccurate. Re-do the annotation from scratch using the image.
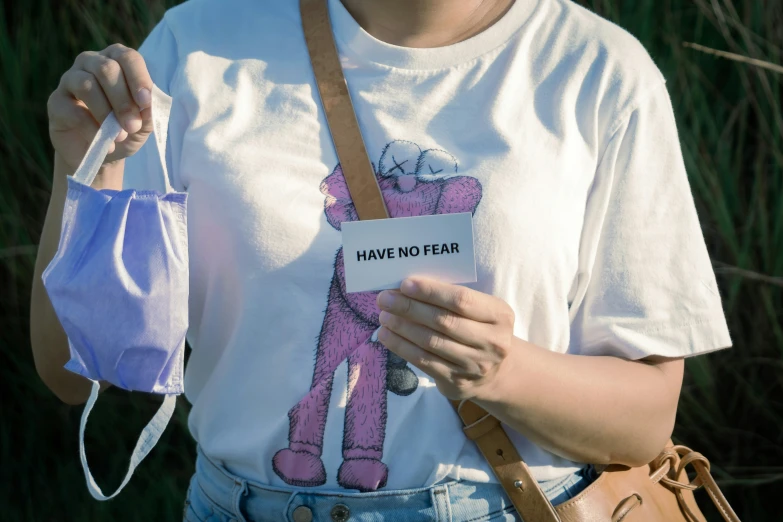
[341,212,477,293]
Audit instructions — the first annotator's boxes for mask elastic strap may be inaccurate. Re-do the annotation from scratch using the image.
[73,84,173,193]
[79,381,177,501]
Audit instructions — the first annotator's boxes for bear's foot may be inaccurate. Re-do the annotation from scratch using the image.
[272,448,326,487]
[337,458,389,492]
[386,364,419,396]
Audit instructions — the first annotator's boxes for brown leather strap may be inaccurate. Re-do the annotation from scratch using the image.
[300,0,389,220]
[662,446,741,522]
[299,1,559,519]
[612,494,642,522]
[453,400,561,522]
[693,463,741,522]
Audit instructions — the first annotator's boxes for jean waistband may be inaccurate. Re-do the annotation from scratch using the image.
[191,446,540,522]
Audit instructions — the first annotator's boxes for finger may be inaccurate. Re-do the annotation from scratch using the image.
[50,89,126,146]
[400,277,511,324]
[377,326,457,381]
[48,91,99,143]
[75,51,141,133]
[378,311,480,369]
[377,290,490,347]
[59,69,112,124]
[103,44,153,109]
[136,102,155,137]
[48,91,116,160]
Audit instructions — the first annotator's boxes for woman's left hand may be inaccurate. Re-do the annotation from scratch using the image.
[376,277,516,401]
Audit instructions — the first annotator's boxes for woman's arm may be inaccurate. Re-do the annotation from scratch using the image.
[376,276,684,468]
[474,342,683,467]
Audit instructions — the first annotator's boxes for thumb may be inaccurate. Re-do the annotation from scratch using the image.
[136,105,154,137]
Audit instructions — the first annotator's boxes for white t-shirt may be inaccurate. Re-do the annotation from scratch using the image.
[125,0,733,490]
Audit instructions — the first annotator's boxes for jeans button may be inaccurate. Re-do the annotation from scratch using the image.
[331,504,350,521]
[292,505,313,522]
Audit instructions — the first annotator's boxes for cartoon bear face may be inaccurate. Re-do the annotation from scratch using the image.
[321,140,482,229]
[320,140,483,323]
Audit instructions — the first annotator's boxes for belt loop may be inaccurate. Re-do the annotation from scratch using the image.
[231,477,249,522]
[430,483,452,522]
[283,491,300,521]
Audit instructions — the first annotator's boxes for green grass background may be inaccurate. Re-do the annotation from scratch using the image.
[1,0,781,520]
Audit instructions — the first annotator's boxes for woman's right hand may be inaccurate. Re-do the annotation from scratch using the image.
[48,43,154,172]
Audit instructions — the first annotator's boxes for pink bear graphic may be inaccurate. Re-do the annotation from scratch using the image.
[272,141,483,492]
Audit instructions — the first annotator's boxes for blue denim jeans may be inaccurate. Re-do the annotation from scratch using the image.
[183,446,597,522]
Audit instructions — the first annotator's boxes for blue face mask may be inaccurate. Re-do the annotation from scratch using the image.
[42,85,188,500]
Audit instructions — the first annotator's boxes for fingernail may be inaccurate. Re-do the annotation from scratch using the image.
[115,129,129,142]
[378,291,396,309]
[378,311,391,325]
[136,87,152,107]
[378,327,389,342]
[124,115,142,134]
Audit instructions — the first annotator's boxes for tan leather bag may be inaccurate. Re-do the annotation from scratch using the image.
[299,0,741,520]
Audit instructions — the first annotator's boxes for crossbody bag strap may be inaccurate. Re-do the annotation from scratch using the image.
[299,1,560,520]
[656,447,741,522]
[300,0,388,221]
[452,400,561,522]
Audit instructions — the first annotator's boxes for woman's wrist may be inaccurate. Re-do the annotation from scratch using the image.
[470,335,535,408]
[54,152,125,190]
[91,158,125,190]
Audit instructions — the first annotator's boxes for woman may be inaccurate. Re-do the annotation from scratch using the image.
[31,0,733,520]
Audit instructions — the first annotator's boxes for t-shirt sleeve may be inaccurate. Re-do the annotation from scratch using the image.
[567,80,732,360]
[122,17,186,192]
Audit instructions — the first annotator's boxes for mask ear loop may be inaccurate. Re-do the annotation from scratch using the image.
[72,83,174,192]
[79,381,177,500]
[72,114,123,188]
[150,84,173,194]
